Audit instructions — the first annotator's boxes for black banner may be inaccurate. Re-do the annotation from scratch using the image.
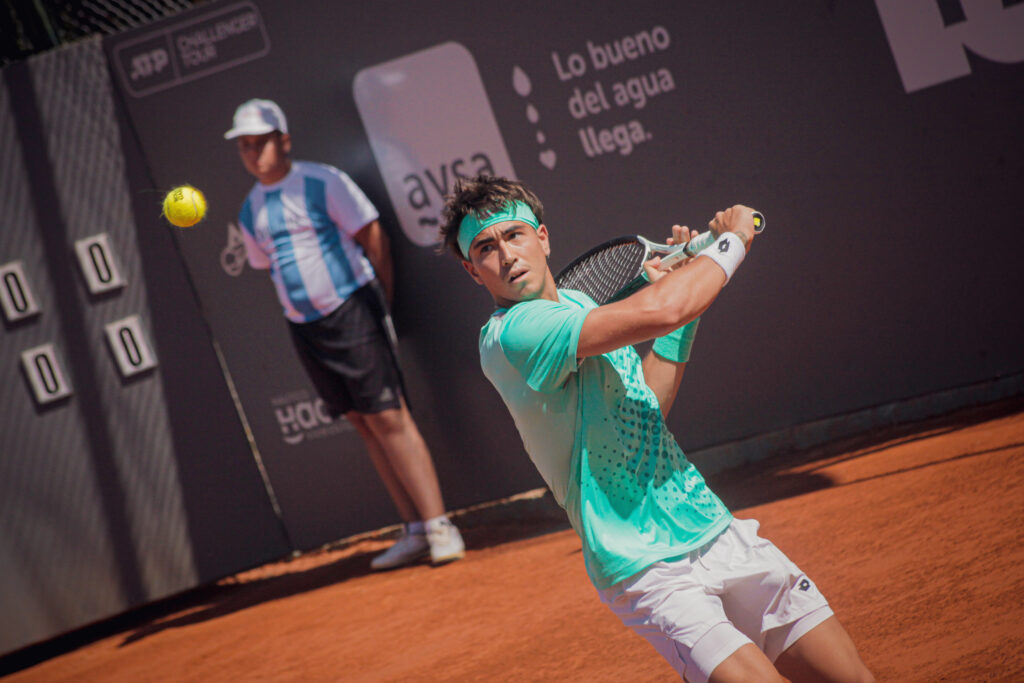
[105,0,1024,548]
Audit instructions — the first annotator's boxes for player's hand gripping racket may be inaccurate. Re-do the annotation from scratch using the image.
[555,212,765,305]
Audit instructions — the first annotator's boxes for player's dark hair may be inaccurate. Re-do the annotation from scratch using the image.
[439,175,545,260]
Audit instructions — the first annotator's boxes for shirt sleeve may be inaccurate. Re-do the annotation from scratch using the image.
[238,197,270,269]
[499,299,590,393]
[325,167,380,236]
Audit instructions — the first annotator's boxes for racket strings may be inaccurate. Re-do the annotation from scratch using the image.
[556,241,648,305]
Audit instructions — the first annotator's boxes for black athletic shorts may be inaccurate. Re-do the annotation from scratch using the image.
[287,281,405,417]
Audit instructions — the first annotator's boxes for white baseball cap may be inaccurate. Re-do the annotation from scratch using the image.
[224,98,288,139]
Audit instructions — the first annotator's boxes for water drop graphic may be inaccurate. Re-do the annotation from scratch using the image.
[526,104,539,123]
[512,66,532,97]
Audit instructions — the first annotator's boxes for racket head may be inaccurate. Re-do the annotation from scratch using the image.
[555,236,676,305]
[555,211,765,305]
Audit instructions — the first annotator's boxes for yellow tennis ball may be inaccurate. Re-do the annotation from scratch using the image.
[163,185,207,228]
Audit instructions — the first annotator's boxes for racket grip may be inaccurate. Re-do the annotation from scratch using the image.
[683,231,716,256]
[659,211,766,271]
[690,211,766,254]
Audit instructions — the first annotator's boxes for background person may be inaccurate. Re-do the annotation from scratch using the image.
[225,98,463,569]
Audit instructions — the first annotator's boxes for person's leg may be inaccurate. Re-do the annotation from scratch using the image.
[359,399,464,565]
[707,643,784,683]
[289,284,460,566]
[598,554,787,683]
[344,410,418,522]
[773,616,874,683]
[705,517,871,682]
[358,399,446,520]
[348,410,438,570]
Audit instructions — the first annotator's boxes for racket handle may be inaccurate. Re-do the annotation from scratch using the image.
[660,211,766,270]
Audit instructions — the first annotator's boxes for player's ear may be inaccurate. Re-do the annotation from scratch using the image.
[461,258,484,285]
[536,224,551,257]
[279,132,292,155]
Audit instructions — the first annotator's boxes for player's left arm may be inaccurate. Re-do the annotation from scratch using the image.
[643,352,687,418]
[639,224,701,416]
[354,219,393,307]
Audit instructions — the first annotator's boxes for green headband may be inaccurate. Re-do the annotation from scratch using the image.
[458,201,539,258]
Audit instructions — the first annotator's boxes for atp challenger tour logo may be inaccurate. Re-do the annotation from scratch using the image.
[113,1,269,98]
[354,42,516,247]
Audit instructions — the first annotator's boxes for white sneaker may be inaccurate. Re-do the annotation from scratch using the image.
[426,518,465,565]
[370,526,429,570]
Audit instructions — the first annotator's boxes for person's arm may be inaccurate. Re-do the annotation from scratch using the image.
[576,205,757,410]
[323,167,386,300]
[240,229,271,270]
[642,351,688,418]
[353,220,393,306]
[576,255,722,357]
[642,223,701,415]
[238,200,271,269]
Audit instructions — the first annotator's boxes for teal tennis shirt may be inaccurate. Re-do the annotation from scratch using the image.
[479,289,732,589]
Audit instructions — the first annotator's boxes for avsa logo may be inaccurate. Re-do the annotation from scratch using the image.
[354,42,516,247]
[402,152,497,233]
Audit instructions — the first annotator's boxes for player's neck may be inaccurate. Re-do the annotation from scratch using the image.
[492,271,559,309]
[538,273,559,302]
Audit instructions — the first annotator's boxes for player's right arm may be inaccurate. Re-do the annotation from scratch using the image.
[575,205,756,360]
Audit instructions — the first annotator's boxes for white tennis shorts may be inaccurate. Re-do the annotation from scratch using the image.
[597,517,833,683]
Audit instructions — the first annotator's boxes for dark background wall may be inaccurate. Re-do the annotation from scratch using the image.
[107,0,1024,533]
[2,0,1021,656]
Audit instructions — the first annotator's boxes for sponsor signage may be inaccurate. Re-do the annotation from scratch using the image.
[113,1,270,98]
[353,42,517,247]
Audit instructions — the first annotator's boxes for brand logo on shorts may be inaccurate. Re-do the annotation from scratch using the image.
[379,386,395,404]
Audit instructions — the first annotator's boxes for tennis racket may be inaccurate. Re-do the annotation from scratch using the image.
[555,212,765,305]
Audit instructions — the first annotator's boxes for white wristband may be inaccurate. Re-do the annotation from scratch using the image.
[699,232,745,284]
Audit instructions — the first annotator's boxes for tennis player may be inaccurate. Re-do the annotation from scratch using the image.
[440,175,872,682]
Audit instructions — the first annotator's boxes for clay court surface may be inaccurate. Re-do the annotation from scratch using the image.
[4,401,1023,682]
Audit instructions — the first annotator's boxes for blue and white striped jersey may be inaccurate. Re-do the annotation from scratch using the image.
[238,161,380,322]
